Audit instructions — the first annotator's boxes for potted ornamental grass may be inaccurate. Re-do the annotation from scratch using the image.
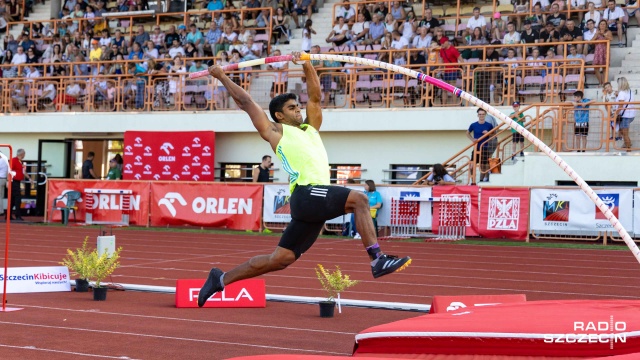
[59,237,93,292]
[315,264,359,318]
[87,246,122,301]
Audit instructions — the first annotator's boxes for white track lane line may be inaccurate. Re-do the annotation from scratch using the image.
[0,321,349,355]
[0,344,138,359]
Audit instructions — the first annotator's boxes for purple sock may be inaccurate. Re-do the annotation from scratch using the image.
[366,243,382,260]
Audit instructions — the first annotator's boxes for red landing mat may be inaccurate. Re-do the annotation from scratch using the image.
[354,300,640,358]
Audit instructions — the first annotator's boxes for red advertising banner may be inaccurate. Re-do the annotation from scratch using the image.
[175,279,266,308]
[47,180,150,226]
[149,182,263,230]
[478,187,530,240]
[123,131,215,182]
[429,294,527,313]
[432,186,479,237]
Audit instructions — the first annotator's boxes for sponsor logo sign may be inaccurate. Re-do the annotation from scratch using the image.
[0,266,71,294]
[175,279,266,308]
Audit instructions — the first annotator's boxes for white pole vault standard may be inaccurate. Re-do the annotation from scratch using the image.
[190,53,640,265]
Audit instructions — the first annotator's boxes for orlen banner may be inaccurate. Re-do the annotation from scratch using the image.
[150,182,262,230]
[0,266,70,293]
[529,188,633,233]
[123,131,215,182]
[263,184,346,224]
[47,180,150,226]
[478,187,530,240]
[432,186,479,236]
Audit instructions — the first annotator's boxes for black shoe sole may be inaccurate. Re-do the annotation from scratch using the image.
[372,257,412,279]
[198,268,223,307]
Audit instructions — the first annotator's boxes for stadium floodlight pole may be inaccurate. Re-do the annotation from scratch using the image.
[189,54,640,266]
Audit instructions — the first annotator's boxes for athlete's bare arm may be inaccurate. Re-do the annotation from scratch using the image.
[208,65,282,150]
[293,52,323,130]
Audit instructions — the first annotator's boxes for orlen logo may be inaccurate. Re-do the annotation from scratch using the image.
[87,194,141,211]
[144,146,153,156]
[158,192,188,217]
[159,142,176,162]
[124,145,133,155]
[202,146,212,156]
[134,155,143,166]
[124,164,133,174]
[202,165,211,175]
[181,165,191,176]
[192,156,201,166]
[182,146,191,157]
[162,165,171,176]
[192,137,201,148]
[134,137,143,147]
[192,174,200,181]
[143,164,152,175]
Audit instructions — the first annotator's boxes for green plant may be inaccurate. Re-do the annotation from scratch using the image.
[59,237,93,280]
[315,264,359,301]
[87,246,123,288]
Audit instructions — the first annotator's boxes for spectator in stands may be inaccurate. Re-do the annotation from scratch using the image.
[512,0,529,30]
[413,26,433,55]
[572,90,592,152]
[558,19,584,56]
[12,46,26,66]
[583,2,601,29]
[89,39,102,62]
[108,54,125,74]
[292,0,314,28]
[256,9,271,31]
[542,48,557,77]
[399,11,416,43]
[208,0,224,11]
[99,29,111,47]
[302,19,315,52]
[358,3,372,22]
[583,19,597,55]
[528,3,546,32]
[112,30,128,52]
[187,24,205,57]
[326,16,349,46]
[132,25,150,51]
[419,8,440,33]
[374,2,388,18]
[603,0,626,47]
[217,25,237,55]
[614,77,635,149]
[548,3,566,31]
[267,48,288,99]
[240,36,262,60]
[169,38,186,58]
[177,24,190,45]
[272,7,290,45]
[390,30,408,65]
[467,108,494,183]
[84,5,96,27]
[348,12,370,46]
[189,58,208,73]
[628,1,640,26]
[377,32,393,63]
[383,13,398,34]
[38,82,57,110]
[570,0,587,24]
[491,12,507,43]
[252,155,272,182]
[439,37,462,81]
[503,22,521,56]
[461,27,487,59]
[129,42,144,60]
[204,22,221,56]
[602,81,620,140]
[592,20,612,85]
[150,25,165,51]
[520,20,539,55]
[566,45,584,72]
[389,1,406,20]
[143,40,159,59]
[465,7,487,38]
[336,1,356,25]
[426,164,456,185]
[539,22,560,54]
[164,26,179,52]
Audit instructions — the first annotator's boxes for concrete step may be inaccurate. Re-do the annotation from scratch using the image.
[609,66,640,75]
[622,59,640,67]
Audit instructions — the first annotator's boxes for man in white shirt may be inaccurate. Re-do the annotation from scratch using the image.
[412,26,432,52]
[168,39,185,58]
[465,7,487,38]
[335,1,356,25]
[11,46,27,65]
[582,19,598,56]
[390,30,408,65]
[603,0,626,46]
[348,13,369,45]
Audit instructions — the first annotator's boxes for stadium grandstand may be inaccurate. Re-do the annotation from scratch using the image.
[0,0,638,213]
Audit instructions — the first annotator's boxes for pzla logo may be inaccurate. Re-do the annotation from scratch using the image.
[488,197,519,230]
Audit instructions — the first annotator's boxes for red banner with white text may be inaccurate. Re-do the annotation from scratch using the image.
[123,131,215,182]
[432,186,479,237]
[149,182,263,230]
[47,180,150,226]
[478,188,530,240]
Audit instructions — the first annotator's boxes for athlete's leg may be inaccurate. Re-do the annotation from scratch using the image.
[345,191,377,254]
[222,246,296,285]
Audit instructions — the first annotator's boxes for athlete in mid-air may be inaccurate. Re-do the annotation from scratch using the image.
[198,52,411,307]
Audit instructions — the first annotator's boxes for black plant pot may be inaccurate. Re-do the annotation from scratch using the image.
[75,279,89,292]
[93,286,108,301]
[319,300,336,318]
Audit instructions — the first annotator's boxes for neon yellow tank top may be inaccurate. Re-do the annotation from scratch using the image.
[276,124,330,192]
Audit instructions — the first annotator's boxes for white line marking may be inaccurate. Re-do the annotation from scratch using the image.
[0,344,138,359]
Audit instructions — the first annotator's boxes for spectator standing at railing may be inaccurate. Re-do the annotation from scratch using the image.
[509,101,525,162]
[467,108,494,183]
[614,77,635,150]
[592,20,611,85]
[603,0,626,47]
[583,2,601,28]
[8,150,34,221]
[547,4,566,31]
[572,90,593,152]
[465,7,488,39]
[187,24,205,57]
[602,81,621,140]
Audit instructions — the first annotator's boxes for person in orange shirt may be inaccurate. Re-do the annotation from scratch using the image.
[8,149,34,221]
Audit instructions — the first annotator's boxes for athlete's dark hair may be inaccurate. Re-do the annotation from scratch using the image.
[269,93,298,123]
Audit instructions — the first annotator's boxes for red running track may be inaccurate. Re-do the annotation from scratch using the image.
[1,224,639,359]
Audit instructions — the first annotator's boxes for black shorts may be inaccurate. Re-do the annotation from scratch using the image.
[512,132,524,143]
[574,122,589,136]
[278,185,351,258]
